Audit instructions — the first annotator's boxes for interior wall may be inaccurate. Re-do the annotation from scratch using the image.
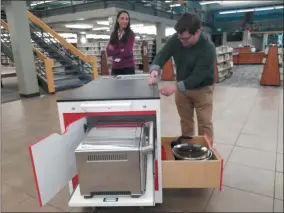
[250,36,263,51]
[224,34,263,51]
[227,41,243,48]
[202,26,212,41]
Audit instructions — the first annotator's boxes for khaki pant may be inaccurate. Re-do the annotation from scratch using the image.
[175,85,214,140]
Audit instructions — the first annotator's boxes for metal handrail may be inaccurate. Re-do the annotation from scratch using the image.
[1,20,56,93]
[34,56,48,80]
[1,28,46,80]
[1,29,12,48]
[29,21,93,78]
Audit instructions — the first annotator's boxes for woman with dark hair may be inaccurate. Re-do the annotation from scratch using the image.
[106,10,136,75]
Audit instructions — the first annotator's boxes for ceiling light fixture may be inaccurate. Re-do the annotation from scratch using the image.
[219,10,237,14]
[92,27,109,31]
[170,3,181,7]
[66,38,77,43]
[86,34,110,39]
[237,9,254,12]
[65,24,93,29]
[131,24,144,27]
[30,1,52,6]
[219,5,283,14]
[200,1,221,5]
[220,1,248,4]
[97,21,109,26]
[254,7,274,11]
[58,33,77,38]
[201,1,271,5]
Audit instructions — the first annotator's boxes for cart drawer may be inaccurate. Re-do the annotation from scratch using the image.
[161,136,223,189]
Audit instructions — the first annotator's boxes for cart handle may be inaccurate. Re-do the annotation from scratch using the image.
[142,121,154,154]
[80,102,132,110]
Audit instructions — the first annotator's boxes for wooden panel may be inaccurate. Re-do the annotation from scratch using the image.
[44,59,55,93]
[234,47,251,53]
[161,58,175,81]
[233,52,265,64]
[214,60,219,83]
[100,51,109,76]
[260,46,280,86]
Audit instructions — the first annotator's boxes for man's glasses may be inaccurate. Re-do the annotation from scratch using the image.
[177,34,193,41]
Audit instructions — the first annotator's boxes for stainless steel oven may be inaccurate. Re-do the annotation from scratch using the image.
[75,121,154,198]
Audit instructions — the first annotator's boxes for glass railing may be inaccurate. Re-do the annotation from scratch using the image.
[28,0,183,19]
[28,0,210,26]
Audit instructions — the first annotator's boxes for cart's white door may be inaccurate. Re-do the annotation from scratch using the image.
[29,117,87,207]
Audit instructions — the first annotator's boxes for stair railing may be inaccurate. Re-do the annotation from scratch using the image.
[28,22,91,78]
[34,48,55,93]
[27,11,98,80]
[1,19,55,93]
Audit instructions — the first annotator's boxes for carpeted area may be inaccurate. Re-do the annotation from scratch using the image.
[218,65,283,88]
[1,76,48,104]
[218,65,263,88]
[1,76,21,104]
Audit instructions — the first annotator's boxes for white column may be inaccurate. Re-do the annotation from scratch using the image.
[222,32,227,45]
[77,33,87,46]
[156,22,166,51]
[262,34,268,51]
[108,16,116,33]
[4,0,40,97]
[242,29,250,46]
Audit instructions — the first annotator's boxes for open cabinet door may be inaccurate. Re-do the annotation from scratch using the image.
[28,117,87,207]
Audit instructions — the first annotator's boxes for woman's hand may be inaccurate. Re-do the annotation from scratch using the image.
[108,44,114,50]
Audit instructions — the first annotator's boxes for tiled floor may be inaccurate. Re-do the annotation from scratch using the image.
[1,77,283,212]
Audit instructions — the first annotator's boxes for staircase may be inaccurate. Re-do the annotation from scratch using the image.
[1,10,98,93]
[27,11,97,86]
[1,10,7,22]
[1,28,13,61]
[1,20,56,93]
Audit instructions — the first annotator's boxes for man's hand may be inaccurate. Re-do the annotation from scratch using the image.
[159,84,177,96]
[148,71,159,85]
